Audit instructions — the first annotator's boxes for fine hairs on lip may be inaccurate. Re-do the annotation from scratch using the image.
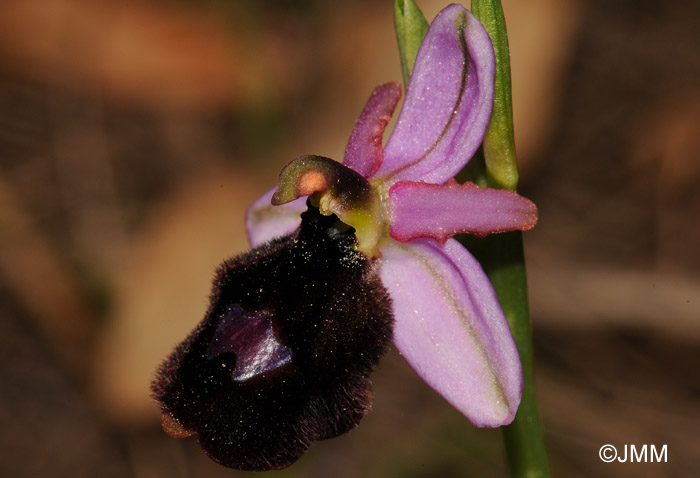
[152,204,393,471]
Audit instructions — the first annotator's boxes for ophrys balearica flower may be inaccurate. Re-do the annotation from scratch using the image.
[152,4,537,471]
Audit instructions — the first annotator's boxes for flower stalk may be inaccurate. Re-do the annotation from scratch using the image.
[468,0,551,476]
[395,0,550,476]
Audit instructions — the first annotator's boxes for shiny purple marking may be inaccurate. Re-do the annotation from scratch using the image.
[207,305,292,382]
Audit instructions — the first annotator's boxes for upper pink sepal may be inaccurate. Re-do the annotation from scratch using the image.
[388,180,538,243]
[374,5,495,185]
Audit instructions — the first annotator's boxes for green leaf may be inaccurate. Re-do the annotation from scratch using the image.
[393,0,429,87]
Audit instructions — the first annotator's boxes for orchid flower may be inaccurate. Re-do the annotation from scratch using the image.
[249,3,536,425]
[152,4,537,472]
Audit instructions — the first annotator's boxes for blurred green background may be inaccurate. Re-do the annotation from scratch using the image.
[1,0,698,477]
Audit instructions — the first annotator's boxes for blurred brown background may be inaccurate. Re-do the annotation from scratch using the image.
[1,0,698,477]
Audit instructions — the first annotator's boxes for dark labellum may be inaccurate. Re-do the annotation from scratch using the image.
[151,203,393,471]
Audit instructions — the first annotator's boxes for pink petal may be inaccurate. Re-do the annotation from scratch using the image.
[344,82,402,178]
[388,180,538,243]
[374,5,495,185]
[245,186,306,248]
[378,238,522,426]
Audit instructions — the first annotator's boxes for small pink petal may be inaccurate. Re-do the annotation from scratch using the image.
[344,82,402,178]
[378,238,522,426]
[388,180,538,243]
[375,5,495,185]
[245,186,306,248]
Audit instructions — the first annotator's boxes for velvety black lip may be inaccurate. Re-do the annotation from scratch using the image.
[152,204,393,471]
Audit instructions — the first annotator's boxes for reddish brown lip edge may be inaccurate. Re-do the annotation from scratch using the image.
[160,412,195,438]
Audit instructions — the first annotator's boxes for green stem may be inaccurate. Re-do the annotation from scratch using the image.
[467,1,550,477]
[393,1,550,475]
[461,232,550,478]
